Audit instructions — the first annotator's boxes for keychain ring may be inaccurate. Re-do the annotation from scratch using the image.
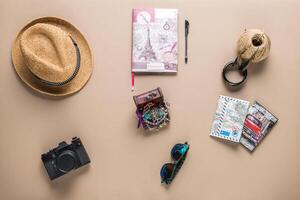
[222,59,248,86]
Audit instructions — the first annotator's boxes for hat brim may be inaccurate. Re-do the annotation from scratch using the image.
[12,17,93,97]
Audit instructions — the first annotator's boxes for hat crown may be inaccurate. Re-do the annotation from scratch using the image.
[20,23,77,83]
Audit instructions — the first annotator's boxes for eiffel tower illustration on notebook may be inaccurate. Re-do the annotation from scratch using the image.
[138,27,157,61]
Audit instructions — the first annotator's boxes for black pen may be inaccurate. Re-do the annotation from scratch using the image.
[185,20,189,64]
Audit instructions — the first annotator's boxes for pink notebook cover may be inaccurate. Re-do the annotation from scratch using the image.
[131,8,178,73]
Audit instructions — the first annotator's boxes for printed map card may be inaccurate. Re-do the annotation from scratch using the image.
[210,95,250,142]
[240,101,278,151]
[132,8,178,73]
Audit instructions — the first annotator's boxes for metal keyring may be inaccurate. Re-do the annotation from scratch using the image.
[222,57,249,87]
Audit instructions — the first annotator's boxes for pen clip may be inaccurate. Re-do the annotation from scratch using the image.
[185,20,189,36]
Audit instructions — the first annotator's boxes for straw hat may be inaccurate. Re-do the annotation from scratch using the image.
[12,17,93,96]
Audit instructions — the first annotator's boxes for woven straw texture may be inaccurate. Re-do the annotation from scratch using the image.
[237,29,271,63]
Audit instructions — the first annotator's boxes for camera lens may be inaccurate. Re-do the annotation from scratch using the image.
[56,150,76,173]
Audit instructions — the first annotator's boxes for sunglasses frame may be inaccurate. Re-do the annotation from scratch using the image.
[160,142,189,184]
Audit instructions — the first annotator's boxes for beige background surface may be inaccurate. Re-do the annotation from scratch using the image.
[0,0,299,200]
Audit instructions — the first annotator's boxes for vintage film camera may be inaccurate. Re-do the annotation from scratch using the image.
[41,137,90,180]
[133,87,170,131]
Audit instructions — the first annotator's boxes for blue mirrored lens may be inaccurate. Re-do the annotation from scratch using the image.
[171,143,188,161]
[160,163,175,180]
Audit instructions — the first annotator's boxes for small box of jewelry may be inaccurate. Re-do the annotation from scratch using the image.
[133,87,170,131]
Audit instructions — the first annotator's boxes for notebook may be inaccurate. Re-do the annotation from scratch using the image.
[240,101,278,151]
[132,8,178,73]
[210,95,250,142]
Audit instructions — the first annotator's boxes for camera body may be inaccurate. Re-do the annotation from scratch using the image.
[41,137,90,180]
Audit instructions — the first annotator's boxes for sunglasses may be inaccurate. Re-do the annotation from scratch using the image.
[160,142,189,184]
